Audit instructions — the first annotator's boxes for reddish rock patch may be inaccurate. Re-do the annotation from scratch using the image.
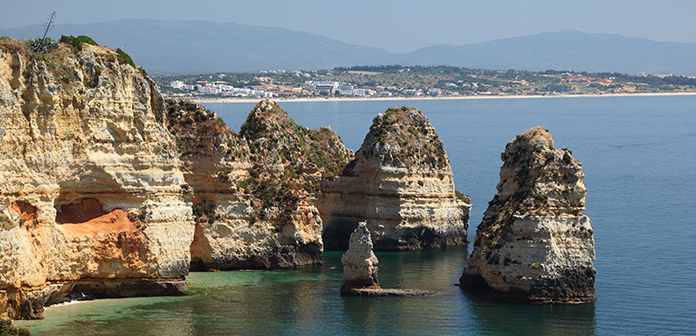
[60,209,136,236]
[11,201,37,224]
[56,198,136,236]
[56,198,108,224]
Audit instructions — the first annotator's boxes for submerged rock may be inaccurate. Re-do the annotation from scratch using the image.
[460,126,596,303]
[317,106,471,251]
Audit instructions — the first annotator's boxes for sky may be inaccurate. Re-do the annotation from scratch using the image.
[2,0,695,53]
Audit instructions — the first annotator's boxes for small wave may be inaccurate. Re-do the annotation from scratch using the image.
[46,300,82,309]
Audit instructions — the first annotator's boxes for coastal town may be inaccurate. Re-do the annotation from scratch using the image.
[158,65,696,100]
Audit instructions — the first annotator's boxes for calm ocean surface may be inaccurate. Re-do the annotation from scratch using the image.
[17,95,696,335]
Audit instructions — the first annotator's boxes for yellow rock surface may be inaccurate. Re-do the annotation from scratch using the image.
[317,107,471,250]
[0,44,193,319]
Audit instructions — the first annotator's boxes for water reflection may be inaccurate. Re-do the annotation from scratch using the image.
[461,287,597,335]
[20,244,595,336]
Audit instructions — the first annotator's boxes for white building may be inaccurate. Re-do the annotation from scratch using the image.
[198,86,222,95]
[337,85,355,95]
[170,81,185,89]
[303,81,340,94]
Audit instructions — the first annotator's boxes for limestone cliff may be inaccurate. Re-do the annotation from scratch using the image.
[460,126,596,303]
[317,106,471,250]
[168,99,352,270]
[0,39,193,319]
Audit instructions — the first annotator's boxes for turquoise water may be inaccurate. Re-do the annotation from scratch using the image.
[16,96,696,335]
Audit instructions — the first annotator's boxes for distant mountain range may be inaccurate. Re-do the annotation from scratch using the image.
[2,19,695,76]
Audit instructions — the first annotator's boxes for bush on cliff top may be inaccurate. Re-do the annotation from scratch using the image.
[59,35,98,51]
[116,48,135,67]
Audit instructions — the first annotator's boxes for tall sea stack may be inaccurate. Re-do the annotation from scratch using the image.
[460,126,596,303]
[317,106,471,251]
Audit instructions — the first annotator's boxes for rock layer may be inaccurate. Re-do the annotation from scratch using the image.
[167,99,352,270]
[317,106,470,251]
[340,222,380,292]
[460,126,596,303]
[0,41,193,319]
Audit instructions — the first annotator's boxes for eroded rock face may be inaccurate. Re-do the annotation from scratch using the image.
[460,126,596,303]
[0,43,193,319]
[341,222,380,292]
[317,107,471,251]
[168,99,352,270]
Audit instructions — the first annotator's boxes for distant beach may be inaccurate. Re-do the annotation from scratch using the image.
[188,91,696,104]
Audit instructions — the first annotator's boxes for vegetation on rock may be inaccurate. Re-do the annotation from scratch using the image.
[474,126,587,253]
[0,35,146,88]
[58,35,98,51]
[343,106,449,176]
[166,99,352,227]
[0,320,30,336]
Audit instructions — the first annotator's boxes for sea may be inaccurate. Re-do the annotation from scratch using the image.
[15,95,696,335]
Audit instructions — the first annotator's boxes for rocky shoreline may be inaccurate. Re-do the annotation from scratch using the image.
[0,39,596,319]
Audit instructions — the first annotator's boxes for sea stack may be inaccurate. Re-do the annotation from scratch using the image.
[340,221,437,297]
[177,99,353,270]
[460,126,596,303]
[340,222,380,294]
[318,106,471,251]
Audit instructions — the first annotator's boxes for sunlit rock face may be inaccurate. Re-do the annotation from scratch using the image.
[460,126,596,304]
[0,43,193,319]
[340,221,380,292]
[317,107,471,251]
[169,99,352,270]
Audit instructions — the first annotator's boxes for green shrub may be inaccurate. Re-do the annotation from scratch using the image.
[563,152,572,164]
[116,48,135,67]
[455,190,471,204]
[59,35,98,52]
[0,318,31,335]
[533,194,548,202]
[22,68,33,79]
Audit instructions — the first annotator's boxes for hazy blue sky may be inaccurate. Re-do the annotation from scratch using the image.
[3,0,695,52]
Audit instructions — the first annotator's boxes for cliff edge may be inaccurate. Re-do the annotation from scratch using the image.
[0,39,192,319]
[460,126,596,303]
